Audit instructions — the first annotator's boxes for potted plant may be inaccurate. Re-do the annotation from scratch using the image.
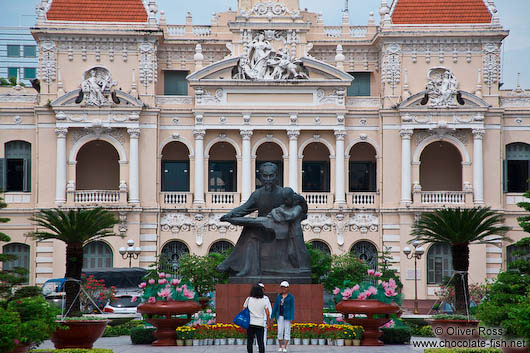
[136,270,201,346]
[333,269,402,346]
[6,296,59,352]
[29,208,120,349]
[353,326,363,346]
[410,207,511,341]
[291,324,301,345]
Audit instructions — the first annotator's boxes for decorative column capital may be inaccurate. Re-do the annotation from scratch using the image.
[55,128,68,138]
[127,128,140,139]
[193,129,206,140]
[240,129,253,140]
[472,128,485,140]
[287,129,300,140]
[334,129,346,140]
[400,128,413,140]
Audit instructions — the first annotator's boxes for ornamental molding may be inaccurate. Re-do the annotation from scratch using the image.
[139,42,158,87]
[425,67,459,108]
[40,41,56,83]
[349,213,378,234]
[0,95,37,103]
[501,97,530,108]
[483,42,500,93]
[195,87,223,105]
[382,43,401,94]
[156,96,193,105]
[414,129,469,146]
[317,88,345,105]
[345,97,380,108]
[302,214,333,234]
[70,126,127,144]
[241,1,300,19]
[160,213,194,233]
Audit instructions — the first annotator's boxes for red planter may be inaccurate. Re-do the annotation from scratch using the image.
[137,300,201,346]
[502,346,529,353]
[427,319,481,343]
[336,299,401,346]
[51,320,108,349]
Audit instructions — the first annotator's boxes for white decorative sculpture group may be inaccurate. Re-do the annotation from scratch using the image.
[426,67,459,108]
[80,67,116,106]
[233,32,309,80]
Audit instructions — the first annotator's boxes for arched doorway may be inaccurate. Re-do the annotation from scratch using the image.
[349,142,377,192]
[160,241,190,272]
[255,142,283,188]
[83,241,113,270]
[76,140,119,190]
[208,142,237,192]
[161,141,190,192]
[209,240,234,255]
[420,141,462,191]
[302,142,330,192]
[350,241,378,269]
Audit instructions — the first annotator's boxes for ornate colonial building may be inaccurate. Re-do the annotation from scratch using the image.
[1,0,529,305]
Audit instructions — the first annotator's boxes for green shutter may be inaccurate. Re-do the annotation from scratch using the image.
[24,68,36,80]
[7,45,20,57]
[7,68,18,79]
[23,158,31,192]
[347,72,371,96]
[23,45,36,58]
[502,159,508,193]
[164,70,189,95]
[0,158,5,191]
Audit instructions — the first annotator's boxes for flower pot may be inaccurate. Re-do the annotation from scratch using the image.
[344,339,352,346]
[327,338,335,345]
[227,338,235,345]
[51,320,108,349]
[353,339,361,346]
[137,300,201,346]
[311,338,318,345]
[207,338,214,345]
[427,319,481,344]
[236,338,245,345]
[293,338,301,345]
[302,338,310,345]
[192,339,200,346]
[185,339,193,346]
[267,338,273,345]
[318,338,326,345]
[336,299,400,346]
[176,339,184,346]
[12,343,32,353]
[220,338,227,345]
[336,338,345,346]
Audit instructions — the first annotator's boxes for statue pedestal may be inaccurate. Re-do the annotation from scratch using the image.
[228,274,311,284]
[215,283,323,323]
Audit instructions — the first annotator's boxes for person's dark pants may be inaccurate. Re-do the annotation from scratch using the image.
[247,324,265,353]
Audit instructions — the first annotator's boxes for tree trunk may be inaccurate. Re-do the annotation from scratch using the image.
[451,244,470,315]
[64,242,84,317]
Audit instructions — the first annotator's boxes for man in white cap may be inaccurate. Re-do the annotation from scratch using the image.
[256,282,272,349]
[271,281,294,353]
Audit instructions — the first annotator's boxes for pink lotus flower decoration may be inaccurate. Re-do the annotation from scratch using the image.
[148,279,155,285]
[131,296,137,302]
[368,286,378,295]
[158,279,167,285]
[159,272,166,278]
[171,278,181,286]
[138,282,147,289]
[147,296,156,304]
[352,284,360,292]
[367,269,375,275]
[175,286,183,292]
[183,288,194,299]
[158,288,171,299]
[333,287,340,295]
[341,288,354,300]
[374,271,382,277]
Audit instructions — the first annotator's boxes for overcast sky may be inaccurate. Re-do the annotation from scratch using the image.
[4,0,530,89]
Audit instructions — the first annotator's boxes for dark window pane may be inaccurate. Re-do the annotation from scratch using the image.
[507,160,529,192]
[6,159,24,192]
[2,243,29,284]
[160,241,190,272]
[208,161,236,192]
[24,68,36,79]
[347,72,371,96]
[164,70,189,95]
[349,161,376,192]
[350,241,378,270]
[302,161,330,192]
[162,161,189,191]
[7,45,20,57]
[209,241,234,254]
[311,240,331,255]
[23,45,36,58]
[7,68,18,79]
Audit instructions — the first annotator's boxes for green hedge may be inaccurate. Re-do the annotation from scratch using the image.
[103,320,144,337]
[380,327,412,344]
[130,326,156,345]
[424,349,502,353]
[30,349,113,353]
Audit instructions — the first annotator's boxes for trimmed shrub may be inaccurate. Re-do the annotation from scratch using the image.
[130,326,156,344]
[380,326,412,344]
[103,320,144,337]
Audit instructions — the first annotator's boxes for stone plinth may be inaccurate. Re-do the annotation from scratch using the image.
[216,283,323,324]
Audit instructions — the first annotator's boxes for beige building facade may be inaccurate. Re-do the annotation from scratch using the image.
[0,0,529,302]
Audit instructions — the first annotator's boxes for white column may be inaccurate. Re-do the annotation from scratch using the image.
[240,129,253,202]
[287,129,300,192]
[472,128,485,203]
[334,129,346,205]
[55,128,68,204]
[127,128,140,203]
[193,129,206,204]
[400,129,413,204]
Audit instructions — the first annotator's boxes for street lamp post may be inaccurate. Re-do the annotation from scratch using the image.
[403,240,425,314]
[119,239,141,268]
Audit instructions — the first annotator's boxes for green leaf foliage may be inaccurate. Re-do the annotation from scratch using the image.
[380,326,411,344]
[0,307,21,352]
[7,296,59,345]
[322,253,369,292]
[177,252,229,297]
[305,242,332,284]
[130,326,156,344]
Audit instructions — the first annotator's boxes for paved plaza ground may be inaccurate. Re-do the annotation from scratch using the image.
[36,336,436,352]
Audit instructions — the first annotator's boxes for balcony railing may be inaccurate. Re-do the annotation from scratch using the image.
[420,191,466,205]
[505,193,530,205]
[350,192,376,206]
[207,192,240,207]
[162,192,192,206]
[302,192,334,208]
[74,190,120,203]
[324,26,342,38]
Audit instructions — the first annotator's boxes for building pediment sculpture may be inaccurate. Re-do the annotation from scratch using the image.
[425,67,459,108]
[232,32,309,80]
[240,1,300,19]
[77,67,118,106]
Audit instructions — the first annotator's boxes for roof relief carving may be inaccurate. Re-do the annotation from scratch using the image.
[241,1,300,20]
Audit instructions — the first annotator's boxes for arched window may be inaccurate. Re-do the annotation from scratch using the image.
[161,141,190,192]
[2,243,30,284]
[505,143,530,193]
[2,141,31,192]
[427,243,453,284]
[350,241,378,269]
[209,240,234,254]
[83,241,113,270]
[208,142,237,192]
[309,240,331,255]
[507,243,530,265]
[76,140,119,190]
[349,142,377,192]
[302,142,330,192]
[420,141,462,191]
[160,241,190,272]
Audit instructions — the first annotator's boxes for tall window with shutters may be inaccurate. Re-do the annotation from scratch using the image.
[2,243,30,284]
[347,72,371,96]
[1,141,31,192]
[427,243,454,284]
[83,241,113,270]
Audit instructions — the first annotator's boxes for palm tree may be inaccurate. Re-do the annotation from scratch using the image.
[29,208,120,317]
[410,207,511,314]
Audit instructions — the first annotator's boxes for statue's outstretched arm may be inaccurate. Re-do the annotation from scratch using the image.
[220,192,258,221]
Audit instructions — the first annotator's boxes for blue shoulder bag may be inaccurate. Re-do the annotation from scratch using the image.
[233,307,250,329]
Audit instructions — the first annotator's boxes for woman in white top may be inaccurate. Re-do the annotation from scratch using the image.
[243,284,271,353]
